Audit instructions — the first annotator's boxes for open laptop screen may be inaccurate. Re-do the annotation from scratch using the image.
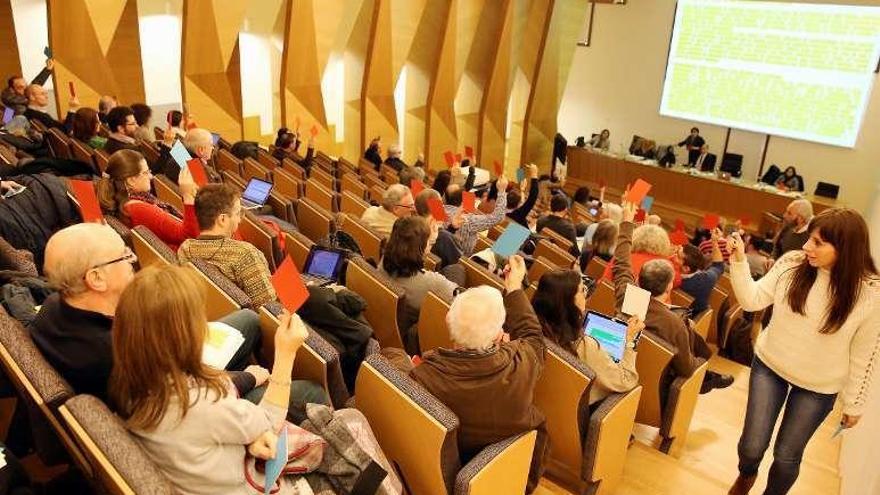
[306,249,343,279]
[241,178,273,206]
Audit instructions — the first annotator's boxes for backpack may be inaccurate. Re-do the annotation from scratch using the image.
[0,271,54,326]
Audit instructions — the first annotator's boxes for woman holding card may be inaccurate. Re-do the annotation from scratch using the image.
[110,265,315,493]
[97,149,200,250]
[726,208,880,495]
[532,270,642,404]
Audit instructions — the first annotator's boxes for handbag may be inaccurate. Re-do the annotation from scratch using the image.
[244,422,327,493]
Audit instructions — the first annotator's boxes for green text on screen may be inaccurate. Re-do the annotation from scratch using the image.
[659,0,880,148]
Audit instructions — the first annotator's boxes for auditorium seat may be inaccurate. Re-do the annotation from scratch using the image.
[131,225,177,268]
[68,138,98,172]
[256,148,279,170]
[354,354,537,495]
[586,256,608,281]
[238,211,279,272]
[304,178,338,212]
[341,173,368,200]
[294,198,333,242]
[314,151,335,172]
[186,260,252,321]
[258,302,350,408]
[271,166,304,199]
[280,158,307,181]
[487,223,506,241]
[472,235,492,254]
[719,304,744,349]
[340,190,370,217]
[670,290,694,309]
[424,253,441,272]
[337,157,358,176]
[345,257,406,350]
[380,164,399,184]
[692,308,714,341]
[0,314,87,470]
[707,286,729,345]
[369,184,387,205]
[310,167,336,192]
[585,280,616,316]
[539,227,574,253]
[634,331,709,455]
[46,128,72,160]
[152,175,184,213]
[417,291,453,354]
[283,230,315,271]
[527,256,556,286]
[534,239,576,269]
[358,158,377,177]
[242,157,271,182]
[338,213,384,262]
[461,258,505,292]
[93,149,110,173]
[215,148,242,177]
[59,394,176,494]
[104,215,132,247]
[534,341,641,495]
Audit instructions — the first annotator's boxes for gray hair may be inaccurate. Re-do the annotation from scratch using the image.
[639,259,674,297]
[184,128,213,153]
[381,184,411,210]
[603,203,623,223]
[398,166,425,188]
[632,224,671,255]
[414,188,441,217]
[388,144,402,158]
[788,199,813,224]
[447,286,506,350]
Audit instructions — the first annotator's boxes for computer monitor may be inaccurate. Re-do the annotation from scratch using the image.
[814,182,839,200]
[720,153,743,177]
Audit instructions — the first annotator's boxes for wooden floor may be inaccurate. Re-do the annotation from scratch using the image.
[537,355,842,495]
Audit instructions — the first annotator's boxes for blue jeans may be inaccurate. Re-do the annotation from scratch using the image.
[218,309,262,372]
[737,357,836,495]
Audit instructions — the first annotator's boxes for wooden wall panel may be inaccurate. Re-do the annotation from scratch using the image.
[241,0,287,144]
[424,0,458,170]
[522,0,587,170]
[47,0,145,116]
[181,0,247,141]
[0,0,22,86]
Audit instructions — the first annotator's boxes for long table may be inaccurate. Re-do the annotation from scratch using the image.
[566,147,837,231]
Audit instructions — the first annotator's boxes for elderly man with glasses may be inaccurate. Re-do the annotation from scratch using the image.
[360,183,414,237]
[30,223,262,402]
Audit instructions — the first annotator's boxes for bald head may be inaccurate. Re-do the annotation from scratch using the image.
[25,84,48,107]
[184,128,215,161]
[784,199,813,228]
[98,95,117,113]
[45,224,127,298]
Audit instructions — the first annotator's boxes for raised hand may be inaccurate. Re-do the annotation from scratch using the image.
[503,254,526,292]
[728,232,746,262]
[247,430,278,460]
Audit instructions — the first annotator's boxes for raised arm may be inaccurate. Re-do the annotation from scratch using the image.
[612,199,638,311]
[728,233,795,312]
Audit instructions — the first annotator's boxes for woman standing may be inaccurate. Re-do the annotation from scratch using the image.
[726,208,880,495]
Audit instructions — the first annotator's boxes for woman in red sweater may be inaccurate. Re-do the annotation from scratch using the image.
[97,149,199,250]
[602,223,683,287]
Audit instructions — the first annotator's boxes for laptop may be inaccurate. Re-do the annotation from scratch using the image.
[582,310,629,362]
[240,178,273,209]
[2,107,14,126]
[300,246,346,287]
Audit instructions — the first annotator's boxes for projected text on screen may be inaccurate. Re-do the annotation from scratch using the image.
[659,0,880,148]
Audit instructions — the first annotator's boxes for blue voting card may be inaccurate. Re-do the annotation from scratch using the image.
[169,140,191,169]
[641,195,654,213]
[516,168,525,183]
[492,223,531,257]
[263,428,288,494]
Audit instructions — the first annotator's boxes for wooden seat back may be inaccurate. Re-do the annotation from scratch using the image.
[534,240,575,269]
[634,333,675,428]
[461,258,505,291]
[417,292,452,354]
[305,178,337,212]
[295,198,332,243]
[345,260,405,349]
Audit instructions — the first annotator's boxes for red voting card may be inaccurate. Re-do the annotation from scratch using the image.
[427,197,447,222]
[70,180,103,223]
[310,124,319,137]
[68,81,76,98]
[625,179,652,205]
[703,213,720,230]
[455,153,463,164]
[674,218,685,232]
[271,256,310,313]
[739,215,751,227]
[599,178,606,189]
[462,191,477,213]
[186,158,209,187]
[465,146,474,159]
[634,208,646,223]
[493,160,503,176]
[443,151,455,168]
[670,230,689,246]
[410,179,425,196]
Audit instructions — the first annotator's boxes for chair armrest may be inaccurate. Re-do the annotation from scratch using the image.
[583,386,642,483]
[453,431,538,495]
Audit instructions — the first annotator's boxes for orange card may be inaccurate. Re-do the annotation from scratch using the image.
[443,151,455,167]
[410,179,425,195]
[703,213,720,230]
[68,81,76,98]
[271,256,310,312]
[70,180,103,223]
[465,146,474,159]
[493,160,503,176]
[455,153,463,164]
[625,179,652,205]
[462,191,476,213]
[427,197,447,222]
[310,124,319,137]
[186,158,209,186]
[739,215,751,227]
[674,218,685,232]
[598,178,606,189]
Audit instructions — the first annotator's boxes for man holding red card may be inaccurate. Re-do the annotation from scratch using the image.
[361,183,415,237]
[444,175,509,255]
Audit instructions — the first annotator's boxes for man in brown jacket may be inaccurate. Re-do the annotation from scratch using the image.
[612,200,733,394]
[383,255,547,493]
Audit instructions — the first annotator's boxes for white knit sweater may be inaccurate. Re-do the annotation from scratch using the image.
[730,251,880,416]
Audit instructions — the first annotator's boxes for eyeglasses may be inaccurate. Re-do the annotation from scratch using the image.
[89,248,137,270]
[395,204,415,210]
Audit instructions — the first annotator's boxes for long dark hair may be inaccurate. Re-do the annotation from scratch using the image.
[382,216,429,277]
[432,170,452,198]
[532,270,584,355]
[786,208,877,333]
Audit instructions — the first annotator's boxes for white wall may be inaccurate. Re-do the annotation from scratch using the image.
[558,0,880,213]
[10,0,55,116]
[137,0,182,107]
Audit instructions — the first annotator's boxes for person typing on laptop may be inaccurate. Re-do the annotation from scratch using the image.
[239,177,274,210]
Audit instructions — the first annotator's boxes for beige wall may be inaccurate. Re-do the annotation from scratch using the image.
[558,0,880,212]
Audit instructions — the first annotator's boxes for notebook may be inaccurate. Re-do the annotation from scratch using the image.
[240,178,273,209]
[582,311,629,362]
[202,321,246,369]
[300,246,346,287]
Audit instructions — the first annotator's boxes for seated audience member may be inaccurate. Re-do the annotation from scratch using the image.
[527,176,558,227]
[97,149,199,250]
[445,176,509,256]
[30,224,261,402]
[384,144,408,172]
[646,214,662,226]
[97,95,118,125]
[506,164,539,227]
[2,59,53,113]
[382,255,548,492]
[745,235,769,278]
[588,129,610,151]
[583,203,623,246]
[364,137,382,170]
[693,144,716,172]
[537,195,580,257]
[398,163,426,190]
[272,127,301,161]
[658,145,676,167]
[533,269,642,404]
[774,166,803,192]
[379,216,463,354]
[677,127,704,166]
[130,103,155,143]
[361,184,414,237]
[158,127,220,183]
[431,170,452,198]
[698,223,731,261]
[581,219,617,271]
[772,199,813,260]
[612,202,733,394]
[603,223,682,287]
[110,265,330,492]
[23,84,76,131]
[634,139,656,160]
[70,107,107,149]
[178,184,276,306]
[572,186,599,210]
[166,110,186,140]
[230,140,259,161]
[103,106,140,154]
[414,189,462,269]
[680,231,724,316]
